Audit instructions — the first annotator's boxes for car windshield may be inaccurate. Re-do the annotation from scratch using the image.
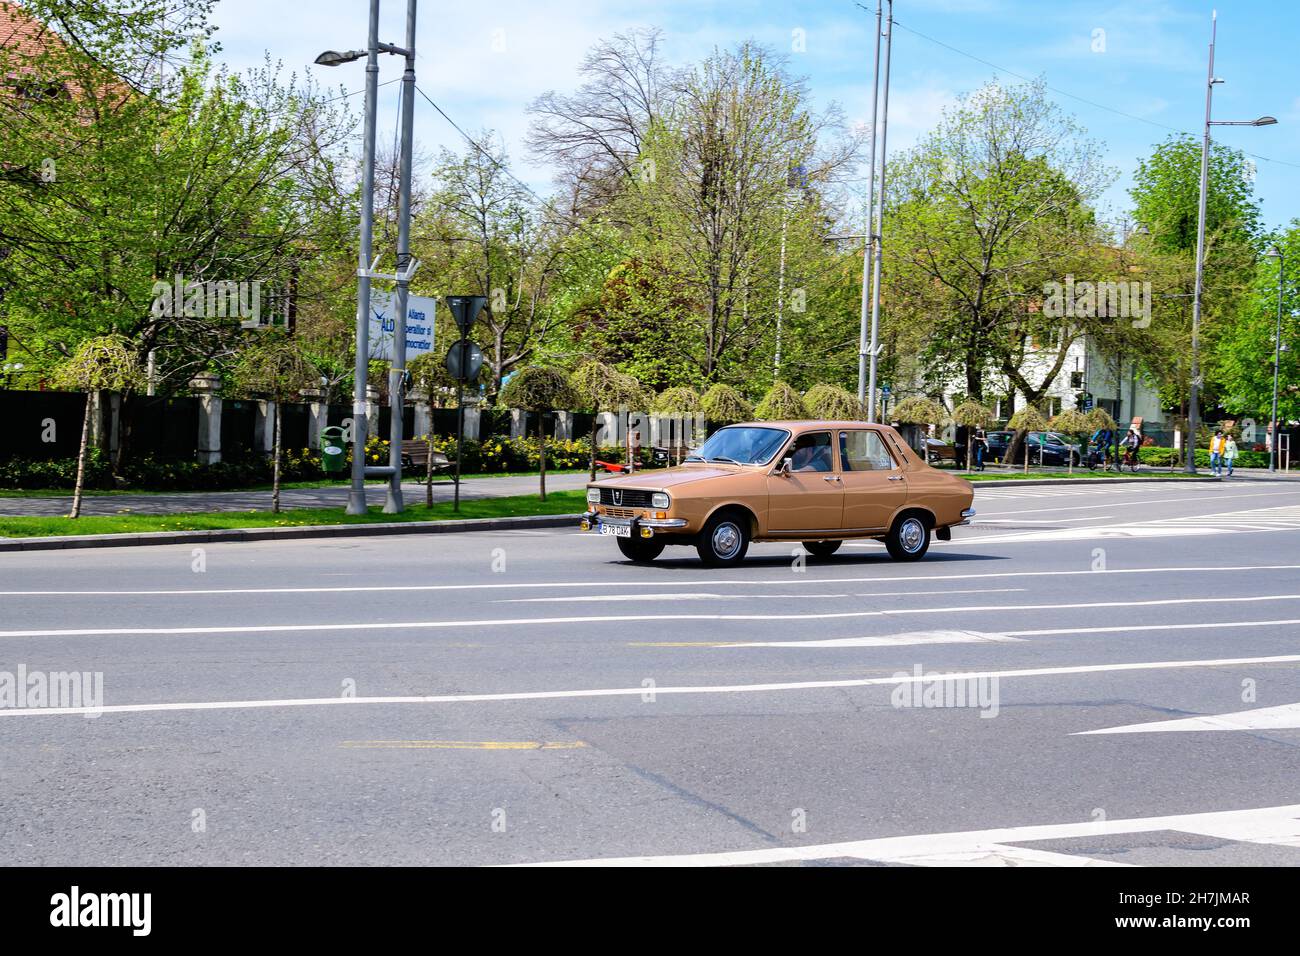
[689,426,789,465]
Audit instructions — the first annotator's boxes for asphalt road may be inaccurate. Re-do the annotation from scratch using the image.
[2,478,1300,866]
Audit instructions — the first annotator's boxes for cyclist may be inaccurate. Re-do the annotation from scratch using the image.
[1121,427,1142,471]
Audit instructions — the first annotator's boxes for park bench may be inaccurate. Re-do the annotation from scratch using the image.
[399,439,456,478]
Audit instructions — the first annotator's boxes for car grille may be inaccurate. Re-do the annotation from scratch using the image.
[601,507,641,519]
[597,488,655,508]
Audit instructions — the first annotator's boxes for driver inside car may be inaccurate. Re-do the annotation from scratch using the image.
[789,434,833,472]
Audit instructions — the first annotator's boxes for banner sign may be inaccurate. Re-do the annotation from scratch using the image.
[368,291,436,362]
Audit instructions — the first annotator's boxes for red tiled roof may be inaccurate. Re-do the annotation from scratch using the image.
[0,2,53,60]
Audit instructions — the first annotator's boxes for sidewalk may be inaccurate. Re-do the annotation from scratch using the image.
[0,473,591,517]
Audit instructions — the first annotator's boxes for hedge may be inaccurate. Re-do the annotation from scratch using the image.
[1137,445,1271,469]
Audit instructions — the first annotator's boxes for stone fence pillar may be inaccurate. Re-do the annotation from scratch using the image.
[190,373,222,464]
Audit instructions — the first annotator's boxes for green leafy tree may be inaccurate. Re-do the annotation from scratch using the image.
[804,383,865,420]
[755,381,810,421]
[51,334,145,518]
[231,332,319,513]
[1007,405,1049,472]
[570,361,647,479]
[700,383,753,424]
[953,400,996,472]
[500,366,578,499]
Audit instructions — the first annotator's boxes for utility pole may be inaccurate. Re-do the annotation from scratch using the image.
[345,0,381,514]
[857,0,883,407]
[384,0,418,513]
[866,0,894,421]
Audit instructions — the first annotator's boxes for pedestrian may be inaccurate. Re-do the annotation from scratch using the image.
[1090,426,1113,469]
[1224,435,1238,477]
[974,428,988,472]
[1209,429,1225,477]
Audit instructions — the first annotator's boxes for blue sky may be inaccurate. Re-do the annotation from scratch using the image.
[209,0,1300,231]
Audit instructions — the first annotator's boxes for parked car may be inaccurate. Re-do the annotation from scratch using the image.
[579,421,976,566]
[984,430,1080,466]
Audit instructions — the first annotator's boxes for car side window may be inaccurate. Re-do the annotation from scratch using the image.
[788,432,834,472]
[839,431,896,471]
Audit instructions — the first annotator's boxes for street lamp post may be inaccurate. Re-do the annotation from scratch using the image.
[857,0,883,407]
[1265,246,1285,473]
[316,1,419,514]
[1186,11,1277,473]
[865,0,894,422]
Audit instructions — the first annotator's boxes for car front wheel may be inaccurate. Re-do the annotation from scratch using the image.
[885,514,931,561]
[616,535,665,563]
[696,512,750,567]
[802,540,842,558]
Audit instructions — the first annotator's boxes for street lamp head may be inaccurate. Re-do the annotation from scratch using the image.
[314,50,365,67]
[1253,116,1278,126]
[1265,246,1283,258]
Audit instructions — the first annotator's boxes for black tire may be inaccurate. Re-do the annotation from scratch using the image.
[802,540,843,558]
[616,535,665,563]
[696,511,751,567]
[885,513,931,561]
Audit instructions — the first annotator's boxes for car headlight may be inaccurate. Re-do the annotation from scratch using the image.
[586,488,600,504]
[651,492,670,509]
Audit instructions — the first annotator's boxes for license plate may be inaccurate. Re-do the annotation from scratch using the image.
[600,524,631,538]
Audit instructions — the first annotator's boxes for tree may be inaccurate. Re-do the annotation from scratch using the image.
[0,14,355,395]
[50,335,144,518]
[885,79,1111,405]
[700,383,753,424]
[1216,223,1299,431]
[804,383,865,420]
[570,361,646,480]
[1049,408,1090,473]
[500,366,578,499]
[231,331,319,513]
[652,386,701,415]
[1006,406,1049,472]
[952,400,996,473]
[890,396,946,426]
[755,381,809,420]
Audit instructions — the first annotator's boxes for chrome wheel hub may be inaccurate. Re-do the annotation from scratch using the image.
[712,522,741,559]
[899,518,925,553]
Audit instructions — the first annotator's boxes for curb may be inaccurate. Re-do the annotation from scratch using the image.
[0,513,584,553]
[968,476,1221,488]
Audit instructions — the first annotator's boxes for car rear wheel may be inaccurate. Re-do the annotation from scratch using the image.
[696,512,750,567]
[616,536,665,563]
[885,514,931,561]
[802,540,842,558]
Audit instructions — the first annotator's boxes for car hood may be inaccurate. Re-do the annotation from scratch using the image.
[589,464,748,490]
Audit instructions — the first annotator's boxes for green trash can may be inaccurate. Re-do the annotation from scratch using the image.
[320,426,347,474]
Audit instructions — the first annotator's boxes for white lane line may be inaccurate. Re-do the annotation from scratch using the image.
[1006,618,1300,637]
[1,654,1297,719]
[497,593,851,603]
[6,593,1300,639]
[973,516,1112,524]
[507,803,1300,867]
[1076,702,1300,735]
[3,564,1299,597]
[726,630,1023,649]
[975,490,1300,516]
[860,844,1132,867]
[505,587,1025,604]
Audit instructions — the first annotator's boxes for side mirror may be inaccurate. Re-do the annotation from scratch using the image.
[775,457,793,476]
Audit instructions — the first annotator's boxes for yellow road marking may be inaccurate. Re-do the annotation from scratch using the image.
[339,740,587,751]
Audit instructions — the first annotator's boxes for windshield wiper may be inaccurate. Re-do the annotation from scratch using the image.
[684,455,706,462]
[709,456,743,465]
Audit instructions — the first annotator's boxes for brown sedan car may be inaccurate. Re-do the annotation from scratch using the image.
[580,421,976,566]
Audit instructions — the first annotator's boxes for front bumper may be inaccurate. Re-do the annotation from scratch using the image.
[579,511,689,537]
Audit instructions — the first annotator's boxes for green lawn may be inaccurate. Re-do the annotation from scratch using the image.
[0,469,591,498]
[0,490,587,539]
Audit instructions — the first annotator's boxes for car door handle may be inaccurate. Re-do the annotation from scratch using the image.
[888,475,904,481]
[823,475,841,482]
